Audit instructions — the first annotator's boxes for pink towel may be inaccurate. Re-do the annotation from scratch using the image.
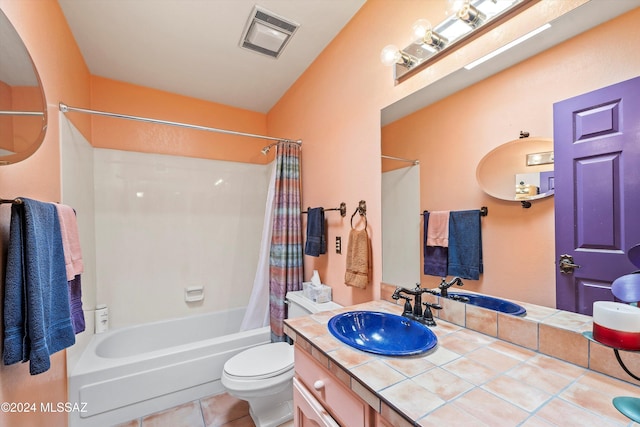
[54,204,84,281]
[426,210,450,247]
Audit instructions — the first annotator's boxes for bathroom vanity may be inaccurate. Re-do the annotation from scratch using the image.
[284,292,640,426]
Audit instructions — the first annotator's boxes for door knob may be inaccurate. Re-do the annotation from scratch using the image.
[559,254,581,274]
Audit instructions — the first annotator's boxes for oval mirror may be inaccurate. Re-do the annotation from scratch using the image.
[476,137,554,203]
[0,9,47,165]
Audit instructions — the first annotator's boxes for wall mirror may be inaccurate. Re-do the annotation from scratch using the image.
[380,1,638,306]
[0,8,47,165]
[476,136,554,207]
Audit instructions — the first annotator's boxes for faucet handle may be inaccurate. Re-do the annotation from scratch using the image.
[399,296,413,315]
[421,302,441,326]
[423,302,442,310]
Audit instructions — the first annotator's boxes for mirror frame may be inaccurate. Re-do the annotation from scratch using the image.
[476,136,554,204]
[0,8,48,165]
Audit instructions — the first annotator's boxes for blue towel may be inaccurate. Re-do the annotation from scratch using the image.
[447,209,483,280]
[304,207,326,257]
[68,275,85,334]
[423,212,448,277]
[3,198,76,375]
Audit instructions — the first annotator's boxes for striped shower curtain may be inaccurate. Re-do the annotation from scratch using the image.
[269,142,303,342]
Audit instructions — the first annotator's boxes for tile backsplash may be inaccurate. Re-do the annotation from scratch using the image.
[381,282,640,387]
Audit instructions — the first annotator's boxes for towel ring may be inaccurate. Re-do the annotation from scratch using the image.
[350,200,367,229]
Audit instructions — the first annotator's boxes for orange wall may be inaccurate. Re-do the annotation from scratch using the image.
[88,76,269,164]
[0,0,91,426]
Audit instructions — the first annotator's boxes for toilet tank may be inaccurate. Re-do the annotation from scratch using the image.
[286,290,341,318]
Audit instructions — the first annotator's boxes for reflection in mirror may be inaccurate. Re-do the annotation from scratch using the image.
[382,161,420,288]
[476,137,554,204]
[0,8,47,165]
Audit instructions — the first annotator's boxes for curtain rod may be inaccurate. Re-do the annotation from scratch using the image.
[381,154,419,165]
[58,103,302,145]
[0,110,45,116]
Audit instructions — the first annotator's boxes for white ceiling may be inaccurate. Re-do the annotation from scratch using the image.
[57,0,366,114]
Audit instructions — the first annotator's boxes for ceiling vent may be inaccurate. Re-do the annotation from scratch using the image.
[240,6,299,59]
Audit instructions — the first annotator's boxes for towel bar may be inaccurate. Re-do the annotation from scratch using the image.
[0,198,23,205]
[302,202,346,217]
[422,206,488,217]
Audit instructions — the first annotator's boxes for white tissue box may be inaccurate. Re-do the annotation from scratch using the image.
[302,282,332,303]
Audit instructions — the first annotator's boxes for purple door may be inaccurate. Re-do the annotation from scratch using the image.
[554,76,640,315]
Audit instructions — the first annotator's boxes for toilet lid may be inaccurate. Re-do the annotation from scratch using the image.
[224,342,294,379]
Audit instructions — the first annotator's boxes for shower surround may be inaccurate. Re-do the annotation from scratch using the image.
[93,148,270,328]
[60,115,270,331]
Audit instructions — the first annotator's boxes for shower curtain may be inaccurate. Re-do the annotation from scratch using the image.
[269,142,303,342]
[240,161,276,331]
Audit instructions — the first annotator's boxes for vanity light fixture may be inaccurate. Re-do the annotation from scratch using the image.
[240,6,299,59]
[380,45,416,67]
[457,3,486,28]
[411,19,448,52]
[381,0,536,84]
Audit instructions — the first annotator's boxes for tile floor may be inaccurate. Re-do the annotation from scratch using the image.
[115,392,295,427]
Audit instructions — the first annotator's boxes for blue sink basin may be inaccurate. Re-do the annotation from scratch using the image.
[328,311,438,356]
[447,293,526,316]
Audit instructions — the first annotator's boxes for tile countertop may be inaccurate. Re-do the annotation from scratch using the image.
[283,298,640,427]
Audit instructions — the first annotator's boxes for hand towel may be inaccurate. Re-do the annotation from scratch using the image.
[304,207,326,257]
[345,228,370,288]
[422,212,448,277]
[447,209,483,280]
[426,210,450,247]
[3,198,76,375]
[54,203,84,280]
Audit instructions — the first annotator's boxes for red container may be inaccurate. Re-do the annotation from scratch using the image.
[593,322,640,351]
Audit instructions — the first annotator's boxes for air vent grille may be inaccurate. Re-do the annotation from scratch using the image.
[240,6,299,59]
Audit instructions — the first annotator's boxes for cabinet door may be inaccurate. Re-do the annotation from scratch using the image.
[295,346,372,426]
[293,377,340,427]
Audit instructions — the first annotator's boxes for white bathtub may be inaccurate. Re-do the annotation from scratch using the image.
[68,307,270,427]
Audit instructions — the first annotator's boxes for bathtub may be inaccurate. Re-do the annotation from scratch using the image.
[68,307,270,427]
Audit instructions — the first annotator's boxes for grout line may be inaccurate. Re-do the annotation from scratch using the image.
[198,399,206,427]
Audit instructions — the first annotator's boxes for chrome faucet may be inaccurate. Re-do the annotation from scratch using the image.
[392,284,441,326]
[439,276,464,298]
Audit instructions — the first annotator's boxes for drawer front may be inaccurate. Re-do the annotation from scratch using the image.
[293,377,340,427]
[295,347,368,426]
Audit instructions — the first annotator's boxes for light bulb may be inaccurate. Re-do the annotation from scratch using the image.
[380,44,401,66]
[411,19,432,44]
[446,0,467,17]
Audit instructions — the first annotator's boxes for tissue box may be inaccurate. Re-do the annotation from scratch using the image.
[302,282,332,303]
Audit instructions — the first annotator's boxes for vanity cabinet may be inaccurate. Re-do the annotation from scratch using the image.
[293,378,339,427]
[293,344,375,427]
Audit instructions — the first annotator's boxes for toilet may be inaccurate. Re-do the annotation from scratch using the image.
[221,290,341,427]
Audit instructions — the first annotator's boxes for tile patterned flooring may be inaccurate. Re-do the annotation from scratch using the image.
[114,393,295,427]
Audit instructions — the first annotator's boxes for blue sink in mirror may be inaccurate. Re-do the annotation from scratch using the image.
[328,311,437,356]
[447,293,526,316]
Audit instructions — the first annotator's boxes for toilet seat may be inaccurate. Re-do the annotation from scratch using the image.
[223,342,294,380]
